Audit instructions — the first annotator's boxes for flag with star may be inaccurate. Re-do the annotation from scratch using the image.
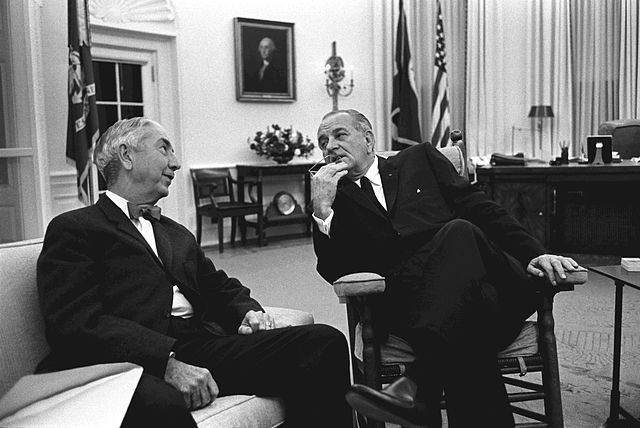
[431,0,451,147]
[67,0,100,205]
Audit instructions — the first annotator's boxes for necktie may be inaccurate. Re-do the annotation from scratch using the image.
[127,203,161,221]
[360,177,387,216]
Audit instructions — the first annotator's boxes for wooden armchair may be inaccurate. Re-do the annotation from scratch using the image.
[190,168,264,253]
[331,140,588,427]
[598,119,640,159]
[334,270,587,428]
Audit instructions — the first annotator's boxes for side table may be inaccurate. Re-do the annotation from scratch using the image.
[236,162,317,241]
[588,265,640,427]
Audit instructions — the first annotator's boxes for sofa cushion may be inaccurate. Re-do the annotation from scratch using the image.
[192,395,285,428]
[0,239,49,397]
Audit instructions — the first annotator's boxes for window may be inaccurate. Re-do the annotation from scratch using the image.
[93,60,145,134]
[92,60,146,189]
[0,0,39,243]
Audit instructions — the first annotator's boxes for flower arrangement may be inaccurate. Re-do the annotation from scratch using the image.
[248,124,315,164]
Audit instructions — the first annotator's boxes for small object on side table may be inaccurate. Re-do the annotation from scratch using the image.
[621,258,640,271]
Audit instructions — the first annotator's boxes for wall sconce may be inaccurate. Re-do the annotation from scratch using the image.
[325,41,354,111]
[528,105,554,157]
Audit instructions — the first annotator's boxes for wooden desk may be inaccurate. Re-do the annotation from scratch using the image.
[236,162,316,238]
[476,161,640,255]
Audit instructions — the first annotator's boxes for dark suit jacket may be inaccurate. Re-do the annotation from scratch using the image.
[37,195,262,377]
[245,61,287,93]
[313,143,545,284]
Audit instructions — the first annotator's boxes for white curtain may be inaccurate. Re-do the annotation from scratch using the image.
[619,0,640,119]
[381,0,639,157]
[526,0,573,160]
[465,0,574,159]
[570,0,621,155]
[466,0,537,157]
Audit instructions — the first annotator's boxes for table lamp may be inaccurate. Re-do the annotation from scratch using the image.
[528,105,554,157]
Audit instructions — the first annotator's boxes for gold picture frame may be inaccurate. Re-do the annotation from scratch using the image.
[234,17,296,103]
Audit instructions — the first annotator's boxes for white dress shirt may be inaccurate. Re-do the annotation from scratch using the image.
[106,191,194,318]
[313,156,387,236]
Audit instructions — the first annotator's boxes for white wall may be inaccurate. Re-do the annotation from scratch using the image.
[175,1,377,167]
[36,0,384,244]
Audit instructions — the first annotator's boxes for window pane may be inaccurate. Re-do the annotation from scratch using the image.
[121,105,144,119]
[0,156,37,243]
[97,104,118,135]
[93,61,116,101]
[119,63,142,102]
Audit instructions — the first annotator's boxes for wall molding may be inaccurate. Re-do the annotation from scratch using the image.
[88,0,176,37]
[50,170,83,213]
[89,0,174,23]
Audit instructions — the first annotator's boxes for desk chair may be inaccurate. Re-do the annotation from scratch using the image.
[331,138,587,428]
[598,119,640,159]
[190,168,263,253]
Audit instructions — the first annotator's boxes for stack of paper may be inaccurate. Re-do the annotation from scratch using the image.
[0,362,142,427]
[621,258,640,272]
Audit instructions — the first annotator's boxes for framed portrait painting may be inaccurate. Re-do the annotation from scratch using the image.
[234,17,296,102]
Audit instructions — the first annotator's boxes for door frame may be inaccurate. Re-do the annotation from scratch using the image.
[90,25,184,223]
[1,0,46,242]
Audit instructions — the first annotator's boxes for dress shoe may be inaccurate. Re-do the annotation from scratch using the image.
[345,376,431,427]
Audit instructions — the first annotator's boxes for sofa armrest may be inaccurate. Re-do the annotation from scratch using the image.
[333,273,386,304]
[263,306,314,328]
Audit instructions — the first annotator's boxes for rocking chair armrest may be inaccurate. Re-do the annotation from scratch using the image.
[333,272,386,304]
[332,268,586,303]
[556,268,588,286]
[535,267,589,295]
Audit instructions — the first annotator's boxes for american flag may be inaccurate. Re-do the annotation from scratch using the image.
[431,0,451,148]
[391,0,422,150]
[67,0,99,205]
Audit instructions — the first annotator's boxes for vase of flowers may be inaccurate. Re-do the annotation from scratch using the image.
[248,125,315,164]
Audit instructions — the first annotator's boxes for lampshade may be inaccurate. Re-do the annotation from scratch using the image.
[528,105,554,118]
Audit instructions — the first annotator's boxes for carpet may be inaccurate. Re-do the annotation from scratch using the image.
[207,238,640,427]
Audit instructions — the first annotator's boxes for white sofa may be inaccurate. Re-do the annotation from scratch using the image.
[0,238,314,427]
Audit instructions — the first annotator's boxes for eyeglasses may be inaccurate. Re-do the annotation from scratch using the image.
[308,155,335,176]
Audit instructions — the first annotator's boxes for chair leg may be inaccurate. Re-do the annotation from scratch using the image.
[539,294,564,428]
[218,219,224,253]
[257,210,265,246]
[239,217,248,245]
[358,298,385,428]
[196,215,202,245]
[230,217,236,245]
